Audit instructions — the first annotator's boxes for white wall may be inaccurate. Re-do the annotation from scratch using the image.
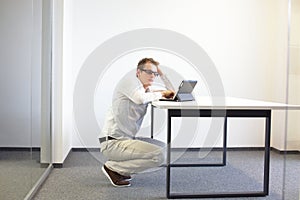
[59,0,291,155]
[286,0,300,150]
[52,0,73,163]
[0,0,41,147]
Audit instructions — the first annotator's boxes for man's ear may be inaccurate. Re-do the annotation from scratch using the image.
[136,69,140,77]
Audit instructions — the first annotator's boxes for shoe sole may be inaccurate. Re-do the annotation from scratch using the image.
[101,166,131,187]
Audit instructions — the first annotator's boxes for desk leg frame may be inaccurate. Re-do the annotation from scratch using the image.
[165,109,271,199]
[222,116,227,166]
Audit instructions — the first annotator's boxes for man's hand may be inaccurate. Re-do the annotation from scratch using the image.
[161,90,175,99]
[157,66,163,76]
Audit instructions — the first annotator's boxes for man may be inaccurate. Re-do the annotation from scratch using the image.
[99,58,174,187]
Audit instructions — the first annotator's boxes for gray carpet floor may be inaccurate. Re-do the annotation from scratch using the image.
[32,150,300,200]
[0,150,47,200]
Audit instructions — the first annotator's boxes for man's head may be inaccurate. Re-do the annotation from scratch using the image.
[136,58,159,88]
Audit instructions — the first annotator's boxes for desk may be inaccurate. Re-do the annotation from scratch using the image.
[151,97,300,199]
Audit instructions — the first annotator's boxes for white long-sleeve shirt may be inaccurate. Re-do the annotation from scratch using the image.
[99,73,174,139]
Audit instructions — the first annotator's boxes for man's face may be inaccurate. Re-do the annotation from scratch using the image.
[137,62,158,88]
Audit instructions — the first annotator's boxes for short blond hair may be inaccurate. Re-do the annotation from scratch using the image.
[137,58,159,70]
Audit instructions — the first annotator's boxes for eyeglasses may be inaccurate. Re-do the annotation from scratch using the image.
[140,69,159,77]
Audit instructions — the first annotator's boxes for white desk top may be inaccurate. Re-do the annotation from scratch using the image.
[152,97,300,110]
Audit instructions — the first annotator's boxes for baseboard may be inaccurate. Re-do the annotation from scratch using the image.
[71,147,100,152]
[0,147,41,151]
[52,163,63,168]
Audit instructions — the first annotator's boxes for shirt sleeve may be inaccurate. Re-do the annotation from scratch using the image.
[120,78,163,104]
[131,88,162,104]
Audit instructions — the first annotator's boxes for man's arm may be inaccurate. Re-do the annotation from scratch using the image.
[157,66,175,91]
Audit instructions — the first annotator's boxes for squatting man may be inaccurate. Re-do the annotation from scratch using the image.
[99,58,175,187]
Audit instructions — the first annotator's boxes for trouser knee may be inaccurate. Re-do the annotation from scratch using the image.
[152,150,165,166]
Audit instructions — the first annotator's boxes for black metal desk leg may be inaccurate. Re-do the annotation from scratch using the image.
[166,109,171,198]
[263,111,271,195]
[151,105,154,139]
[222,117,227,165]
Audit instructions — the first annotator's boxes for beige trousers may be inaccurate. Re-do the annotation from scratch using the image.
[100,138,165,176]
